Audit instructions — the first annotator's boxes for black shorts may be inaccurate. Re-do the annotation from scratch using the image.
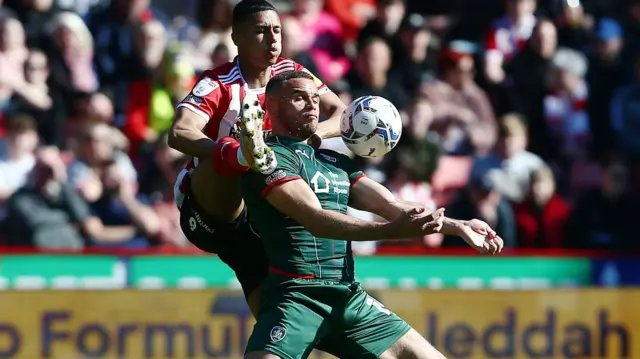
[179,179,268,299]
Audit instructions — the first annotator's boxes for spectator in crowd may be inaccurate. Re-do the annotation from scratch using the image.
[290,0,349,83]
[281,16,321,78]
[484,0,538,85]
[358,0,405,54]
[324,0,376,41]
[391,13,438,97]
[420,43,497,155]
[120,19,168,154]
[610,49,640,158]
[4,146,101,248]
[191,0,236,72]
[68,123,135,203]
[139,132,188,204]
[471,113,546,203]
[567,155,640,250]
[384,157,440,248]
[210,43,231,68]
[444,174,517,248]
[19,49,67,146]
[543,47,590,162]
[513,166,571,248]
[553,0,592,51]
[0,17,45,113]
[503,19,557,143]
[587,18,625,155]
[347,37,410,112]
[87,0,168,90]
[45,11,98,98]
[68,123,160,247]
[6,0,61,48]
[0,114,38,210]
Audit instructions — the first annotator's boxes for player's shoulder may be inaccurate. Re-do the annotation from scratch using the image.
[272,57,300,74]
[201,61,242,86]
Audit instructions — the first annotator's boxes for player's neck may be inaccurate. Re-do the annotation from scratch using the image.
[271,127,309,142]
[238,59,272,89]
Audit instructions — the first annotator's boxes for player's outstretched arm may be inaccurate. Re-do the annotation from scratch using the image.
[441,218,504,254]
[263,179,442,241]
[316,90,346,139]
[168,107,217,158]
[349,176,504,254]
[349,176,443,222]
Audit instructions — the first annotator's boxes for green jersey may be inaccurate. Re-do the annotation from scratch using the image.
[242,136,365,281]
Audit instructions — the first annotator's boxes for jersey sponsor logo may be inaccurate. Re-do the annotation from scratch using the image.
[265,169,287,185]
[310,171,349,194]
[319,153,337,162]
[270,325,287,343]
[193,77,219,97]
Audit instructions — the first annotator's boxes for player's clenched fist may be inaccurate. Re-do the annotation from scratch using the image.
[387,207,445,238]
[457,219,504,254]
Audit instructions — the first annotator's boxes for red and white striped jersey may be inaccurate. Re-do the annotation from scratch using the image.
[174,57,330,207]
[485,14,536,64]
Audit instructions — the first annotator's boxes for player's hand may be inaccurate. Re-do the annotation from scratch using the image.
[387,207,445,238]
[458,219,504,254]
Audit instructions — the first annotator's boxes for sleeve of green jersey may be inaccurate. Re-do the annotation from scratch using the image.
[243,145,302,197]
[325,150,367,187]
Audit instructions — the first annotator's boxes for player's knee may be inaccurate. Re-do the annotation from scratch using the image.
[244,350,281,359]
[379,328,446,359]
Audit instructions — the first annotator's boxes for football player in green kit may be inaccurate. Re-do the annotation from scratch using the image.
[240,70,505,359]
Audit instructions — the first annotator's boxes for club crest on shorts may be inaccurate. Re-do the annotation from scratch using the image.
[269,325,287,343]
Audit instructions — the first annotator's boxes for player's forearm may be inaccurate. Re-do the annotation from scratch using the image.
[167,126,217,158]
[317,93,346,139]
[307,209,401,241]
[316,115,342,139]
[441,217,467,236]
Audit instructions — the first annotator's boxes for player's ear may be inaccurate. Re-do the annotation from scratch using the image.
[231,30,239,46]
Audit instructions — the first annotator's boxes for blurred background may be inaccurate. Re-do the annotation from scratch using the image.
[0,0,638,358]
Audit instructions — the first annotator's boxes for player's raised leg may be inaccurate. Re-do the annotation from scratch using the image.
[238,93,277,174]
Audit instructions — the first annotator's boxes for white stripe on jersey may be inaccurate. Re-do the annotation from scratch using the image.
[219,67,241,84]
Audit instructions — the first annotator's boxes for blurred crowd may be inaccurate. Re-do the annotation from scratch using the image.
[0,0,639,253]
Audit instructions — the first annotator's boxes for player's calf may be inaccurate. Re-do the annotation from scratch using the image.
[379,328,447,359]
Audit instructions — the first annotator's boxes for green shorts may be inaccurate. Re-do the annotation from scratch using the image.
[245,276,411,359]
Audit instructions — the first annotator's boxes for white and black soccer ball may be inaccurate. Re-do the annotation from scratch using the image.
[340,96,402,158]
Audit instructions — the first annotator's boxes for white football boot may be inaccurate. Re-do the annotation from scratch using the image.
[238,93,277,174]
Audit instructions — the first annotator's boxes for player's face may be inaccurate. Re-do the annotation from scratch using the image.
[234,10,282,67]
[279,78,320,139]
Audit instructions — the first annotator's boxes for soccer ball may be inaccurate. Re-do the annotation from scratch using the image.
[340,96,402,158]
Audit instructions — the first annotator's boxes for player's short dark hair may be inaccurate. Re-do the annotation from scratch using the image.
[266,70,314,95]
[232,0,278,28]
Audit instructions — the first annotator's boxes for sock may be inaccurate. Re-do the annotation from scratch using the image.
[236,147,248,166]
[212,137,249,177]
